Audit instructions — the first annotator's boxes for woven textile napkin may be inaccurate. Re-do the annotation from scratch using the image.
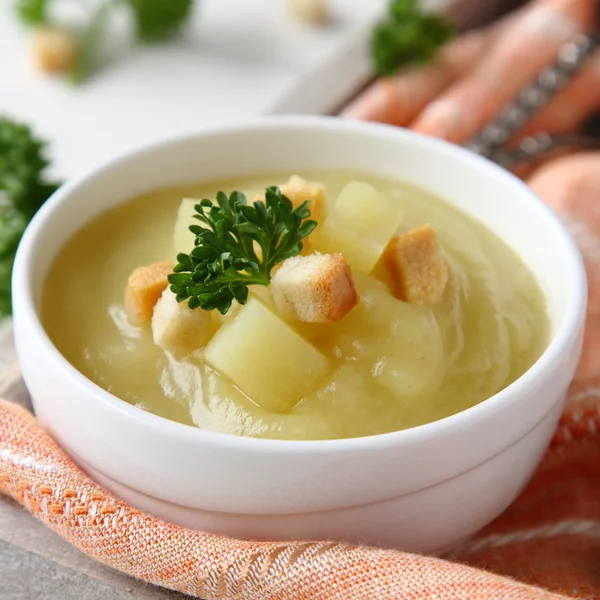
[1,186,600,598]
[1,397,599,600]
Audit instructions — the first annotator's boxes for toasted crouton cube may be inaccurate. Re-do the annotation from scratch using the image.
[152,289,213,353]
[256,175,326,223]
[271,253,357,323]
[125,261,173,326]
[384,224,448,305]
[31,26,78,73]
[282,175,326,222]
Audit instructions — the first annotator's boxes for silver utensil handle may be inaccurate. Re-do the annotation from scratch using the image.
[466,32,599,164]
[491,132,600,169]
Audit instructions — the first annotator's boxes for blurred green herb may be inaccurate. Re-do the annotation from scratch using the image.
[69,1,113,84]
[372,0,455,76]
[15,0,196,83]
[127,0,194,42]
[169,187,317,315]
[0,117,60,316]
[16,0,48,25]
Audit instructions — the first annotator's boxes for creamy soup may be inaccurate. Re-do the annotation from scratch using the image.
[42,171,548,440]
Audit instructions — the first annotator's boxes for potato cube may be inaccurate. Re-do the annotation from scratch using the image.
[315,181,403,274]
[204,297,329,412]
[173,198,199,255]
[384,224,448,305]
[271,253,357,323]
[31,26,78,73]
[125,261,173,326]
[152,289,213,354]
[212,285,274,328]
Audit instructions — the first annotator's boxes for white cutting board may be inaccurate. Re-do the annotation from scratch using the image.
[0,0,392,179]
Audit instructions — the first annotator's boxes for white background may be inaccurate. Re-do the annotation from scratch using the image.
[0,0,391,178]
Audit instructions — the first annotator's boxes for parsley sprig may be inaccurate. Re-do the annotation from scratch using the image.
[16,0,195,83]
[168,187,317,315]
[0,117,60,316]
[372,0,455,76]
[127,0,194,42]
[17,0,48,25]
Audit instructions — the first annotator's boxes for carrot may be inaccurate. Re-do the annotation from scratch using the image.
[411,0,596,143]
[527,151,600,382]
[341,25,502,125]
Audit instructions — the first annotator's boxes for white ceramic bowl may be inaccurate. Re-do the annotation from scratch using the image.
[12,117,586,553]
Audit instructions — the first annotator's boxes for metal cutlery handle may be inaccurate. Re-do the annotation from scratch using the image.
[466,32,599,165]
[491,131,600,169]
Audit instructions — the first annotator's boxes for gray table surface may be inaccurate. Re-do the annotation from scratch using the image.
[0,322,187,600]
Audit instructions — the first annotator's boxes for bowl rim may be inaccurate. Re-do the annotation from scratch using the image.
[13,115,588,454]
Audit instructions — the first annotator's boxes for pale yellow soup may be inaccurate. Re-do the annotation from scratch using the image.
[42,171,548,440]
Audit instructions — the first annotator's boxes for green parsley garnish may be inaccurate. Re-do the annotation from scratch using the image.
[371,0,455,77]
[168,187,317,315]
[127,0,194,42]
[16,0,195,83]
[16,0,48,25]
[0,116,60,316]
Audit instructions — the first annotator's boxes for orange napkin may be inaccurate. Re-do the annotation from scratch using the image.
[1,169,600,598]
[1,378,599,600]
[1,397,598,600]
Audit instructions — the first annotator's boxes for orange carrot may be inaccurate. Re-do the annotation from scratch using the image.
[411,0,596,143]
[527,151,600,382]
[341,25,502,125]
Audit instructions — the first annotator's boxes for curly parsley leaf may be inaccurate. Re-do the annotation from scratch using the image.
[126,0,194,42]
[0,117,59,219]
[16,0,196,84]
[168,187,317,315]
[0,117,60,316]
[16,0,49,25]
[372,0,455,76]
[0,205,27,316]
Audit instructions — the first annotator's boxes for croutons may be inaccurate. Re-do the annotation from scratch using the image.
[285,0,329,23]
[282,175,327,222]
[125,261,173,326]
[31,26,78,73]
[151,289,213,353]
[384,224,448,306]
[256,175,326,223]
[271,253,357,323]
